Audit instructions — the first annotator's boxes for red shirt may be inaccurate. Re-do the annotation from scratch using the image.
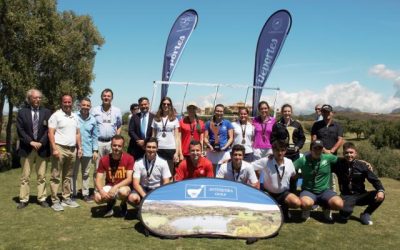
[97,153,134,186]
[174,156,214,181]
[179,117,205,156]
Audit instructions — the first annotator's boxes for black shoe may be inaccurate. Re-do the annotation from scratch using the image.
[38,201,49,208]
[17,202,28,209]
[104,200,116,218]
[120,202,127,217]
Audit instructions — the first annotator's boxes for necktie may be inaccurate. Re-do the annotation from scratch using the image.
[141,113,147,138]
[33,109,39,140]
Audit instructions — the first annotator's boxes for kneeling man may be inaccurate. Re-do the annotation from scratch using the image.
[95,135,134,217]
[333,142,385,225]
[252,141,301,219]
[294,140,343,222]
[175,140,214,181]
[128,138,171,205]
[217,144,258,188]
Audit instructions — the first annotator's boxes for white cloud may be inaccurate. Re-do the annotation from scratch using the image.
[369,64,400,85]
[263,81,400,114]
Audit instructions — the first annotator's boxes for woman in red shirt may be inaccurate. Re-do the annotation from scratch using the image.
[179,103,205,159]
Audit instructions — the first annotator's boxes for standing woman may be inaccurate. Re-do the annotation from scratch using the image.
[232,107,254,162]
[152,97,181,176]
[271,103,305,161]
[179,103,205,159]
[252,101,276,160]
[204,104,234,174]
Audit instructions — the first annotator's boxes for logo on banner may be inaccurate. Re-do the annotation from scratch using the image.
[185,184,238,200]
[272,17,283,31]
[179,16,194,29]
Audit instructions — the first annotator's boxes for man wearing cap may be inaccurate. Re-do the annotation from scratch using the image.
[311,104,344,155]
[217,144,258,188]
[92,89,122,180]
[175,140,214,181]
[128,97,155,160]
[128,137,171,205]
[294,139,343,222]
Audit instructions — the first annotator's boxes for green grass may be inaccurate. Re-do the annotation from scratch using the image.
[1,167,399,250]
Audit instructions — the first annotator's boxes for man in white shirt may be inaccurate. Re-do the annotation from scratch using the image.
[217,144,258,188]
[128,138,171,205]
[252,140,301,220]
[48,94,82,211]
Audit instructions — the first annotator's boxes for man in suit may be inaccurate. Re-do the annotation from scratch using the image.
[16,89,52,209]
[128,97,154,160]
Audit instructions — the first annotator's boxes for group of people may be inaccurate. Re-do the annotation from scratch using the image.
[16,88,385,225]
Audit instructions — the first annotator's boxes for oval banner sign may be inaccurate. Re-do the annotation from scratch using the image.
[139,178,283,239]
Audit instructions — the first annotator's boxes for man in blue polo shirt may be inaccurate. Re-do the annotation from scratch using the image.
[92,88,123,180]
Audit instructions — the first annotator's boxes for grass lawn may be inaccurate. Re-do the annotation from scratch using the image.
[1,167,399,250]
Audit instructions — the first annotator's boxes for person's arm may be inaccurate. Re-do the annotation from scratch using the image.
[364,164,385,201]
[174,126,181,162]
[310,122,317,142]
[174,162,185,181]
[248,167,259,189]
[206,161,214,177]
[16,110,41,150]
[92,120,99,161]
[95,172,110,200]
[215,164,226,178]
[48,127,59,159]
[128,115,141,141]
[116,110,122,135]
[162,178,170,185]
[251,158,266,172]
[133,177,147,198]
[296,122,306,151]
[203,125,214,151]
[329,136,344,154]
[76,128,82,158]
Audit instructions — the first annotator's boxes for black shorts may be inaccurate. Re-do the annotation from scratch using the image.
[268,190,291,206]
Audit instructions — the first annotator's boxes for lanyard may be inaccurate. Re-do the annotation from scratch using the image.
[211,121,221,143]
[144,156,155,178]
[231,162,241,182]
[274,164,285,181]
[240,122,247,144]
[190,120,196,138]
[162,117,168,132]
[261,117,270,142]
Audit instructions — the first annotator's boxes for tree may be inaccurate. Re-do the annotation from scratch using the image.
[0,0,104,152]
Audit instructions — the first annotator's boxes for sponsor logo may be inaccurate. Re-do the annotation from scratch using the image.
[185,184,238,200]
[165,35,186,79]
[179,15,194,29]
[256,38,278,85]
[272,17,283,31]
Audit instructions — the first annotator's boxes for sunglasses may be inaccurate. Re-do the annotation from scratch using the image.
[315,108,321,111]
[162,103,171,106]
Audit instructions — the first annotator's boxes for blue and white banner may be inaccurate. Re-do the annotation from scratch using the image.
[252,10,292,117]
[161,9,198,99]
[139,178,282,239]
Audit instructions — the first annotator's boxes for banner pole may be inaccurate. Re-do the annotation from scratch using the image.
[181,82,189,115]
[272,88,280,118]
[213,85,220,108]
[151,81,158,112]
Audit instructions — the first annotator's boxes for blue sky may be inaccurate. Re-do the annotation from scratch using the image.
[57,0,400,114]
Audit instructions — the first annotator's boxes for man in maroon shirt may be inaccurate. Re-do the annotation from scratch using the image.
[175,140,214,181]
[95,135,134,217]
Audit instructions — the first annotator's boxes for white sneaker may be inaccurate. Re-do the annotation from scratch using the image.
[301,210,310,221]
[61,199,80,208]
[323,209,333,222]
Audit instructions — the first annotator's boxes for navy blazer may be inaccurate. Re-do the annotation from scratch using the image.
[16,106,52,158]
[127,112,154,160]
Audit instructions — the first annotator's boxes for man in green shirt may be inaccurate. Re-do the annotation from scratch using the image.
[294,140,343,222]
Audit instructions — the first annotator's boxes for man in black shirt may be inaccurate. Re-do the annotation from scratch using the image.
[311,104,343,155]
[333,142,385,225]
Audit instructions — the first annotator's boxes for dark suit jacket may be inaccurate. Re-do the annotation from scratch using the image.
[16,106,52,158]
[128,112,154,160]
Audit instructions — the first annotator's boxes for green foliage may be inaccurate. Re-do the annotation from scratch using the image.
[122,112,130,126]
[356,140,400,180]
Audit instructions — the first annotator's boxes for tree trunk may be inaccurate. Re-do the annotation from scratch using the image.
[0,91,5,137]
[6,101,13,152]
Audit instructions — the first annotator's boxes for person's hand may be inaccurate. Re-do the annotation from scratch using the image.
[375,191,385,202]
[52,149,60,159]
[30,141,42,151]
[77,148,83,158]
[108,186,118,198]
[136,140,145,147]
[100,190,110,200]
[173,153,180,163]
[92,151,98,161]
[323,148,332,154]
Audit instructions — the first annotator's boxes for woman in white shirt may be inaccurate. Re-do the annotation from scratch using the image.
[232,107,254,162]
[152,97,180,176]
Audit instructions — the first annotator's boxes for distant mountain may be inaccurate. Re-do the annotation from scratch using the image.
[391,108,400,114]
[334,106,361,113]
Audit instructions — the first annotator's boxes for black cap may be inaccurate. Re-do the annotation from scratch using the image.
[321,104,333,112]
[310,139,324,149]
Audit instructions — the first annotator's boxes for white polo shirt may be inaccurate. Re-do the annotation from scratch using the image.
[252,156,296,193]
[133,155,171,190]
[217,161,258,185]
[48,109,79,147]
